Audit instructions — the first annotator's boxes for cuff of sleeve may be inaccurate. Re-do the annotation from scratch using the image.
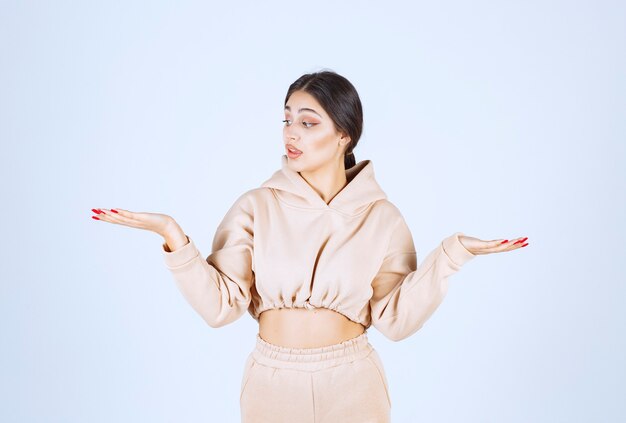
[441,232,476,268]
[161,235,200,269]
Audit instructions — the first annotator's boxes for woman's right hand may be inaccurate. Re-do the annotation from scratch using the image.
[91,208,176,237]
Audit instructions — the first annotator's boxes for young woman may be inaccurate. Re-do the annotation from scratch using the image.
[91,70,529,422]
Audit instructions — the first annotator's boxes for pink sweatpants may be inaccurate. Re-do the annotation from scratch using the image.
[239,331,391,423]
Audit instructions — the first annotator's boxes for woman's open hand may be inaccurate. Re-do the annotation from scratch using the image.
[458,234,529,256]
[91,208,175,237]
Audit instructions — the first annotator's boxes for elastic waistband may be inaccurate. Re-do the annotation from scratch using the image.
[251,331,373,372]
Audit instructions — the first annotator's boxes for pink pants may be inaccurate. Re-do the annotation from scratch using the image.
[239,331,391,423]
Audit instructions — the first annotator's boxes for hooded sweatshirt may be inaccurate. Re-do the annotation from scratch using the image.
[161,154,476,342]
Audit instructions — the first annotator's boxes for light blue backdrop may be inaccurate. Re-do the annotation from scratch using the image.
[1,1,624,422]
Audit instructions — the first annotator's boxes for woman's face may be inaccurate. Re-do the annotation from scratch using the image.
[283,90,350,172]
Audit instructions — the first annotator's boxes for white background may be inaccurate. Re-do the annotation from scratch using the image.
[1,0,624,421]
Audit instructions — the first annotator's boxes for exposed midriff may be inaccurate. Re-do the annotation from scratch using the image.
[258,307,366,348]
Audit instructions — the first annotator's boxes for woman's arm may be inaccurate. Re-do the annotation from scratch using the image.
[369,215,476,342]
[160,193,255,328]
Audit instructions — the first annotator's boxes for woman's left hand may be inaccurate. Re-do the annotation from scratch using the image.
[458,235,529,256]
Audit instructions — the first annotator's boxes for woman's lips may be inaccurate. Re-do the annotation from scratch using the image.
[286,146,302,158]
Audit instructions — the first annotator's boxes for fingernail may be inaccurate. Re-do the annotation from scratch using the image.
[92,208,102,214]
[500,240,508,244]
[92,216,100,220]
[521,243,528,247]
[111,209,118,213]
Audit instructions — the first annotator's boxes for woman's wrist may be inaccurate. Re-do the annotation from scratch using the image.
[162,220,189,252]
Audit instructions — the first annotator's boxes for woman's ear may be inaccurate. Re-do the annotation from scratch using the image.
[338,132,351,149]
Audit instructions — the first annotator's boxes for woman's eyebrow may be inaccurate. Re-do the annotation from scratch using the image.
[284,105,322,118]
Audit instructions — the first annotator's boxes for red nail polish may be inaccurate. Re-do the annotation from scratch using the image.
[111,209,118,213]
[521,243,528,247]
[92,216,100,220]
[500,240,508,244]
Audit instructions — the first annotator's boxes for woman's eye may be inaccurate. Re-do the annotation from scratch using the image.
[282,119,315,128]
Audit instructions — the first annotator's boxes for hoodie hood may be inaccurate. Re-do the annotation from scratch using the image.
[260,154,388,216]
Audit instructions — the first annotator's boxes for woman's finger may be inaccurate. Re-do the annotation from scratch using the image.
[91,208,125,225]
[92,208,147,230]
[493,237,529,253]
[462,235,529,255]
[106,208,135,220]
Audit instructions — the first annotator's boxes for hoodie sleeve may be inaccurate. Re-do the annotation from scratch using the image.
[161,193,255,328]
[369,214,475,342]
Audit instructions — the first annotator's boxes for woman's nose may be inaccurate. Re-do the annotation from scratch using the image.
[284,126,298,140]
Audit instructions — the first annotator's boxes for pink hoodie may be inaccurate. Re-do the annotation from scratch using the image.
[162,154,476,341]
